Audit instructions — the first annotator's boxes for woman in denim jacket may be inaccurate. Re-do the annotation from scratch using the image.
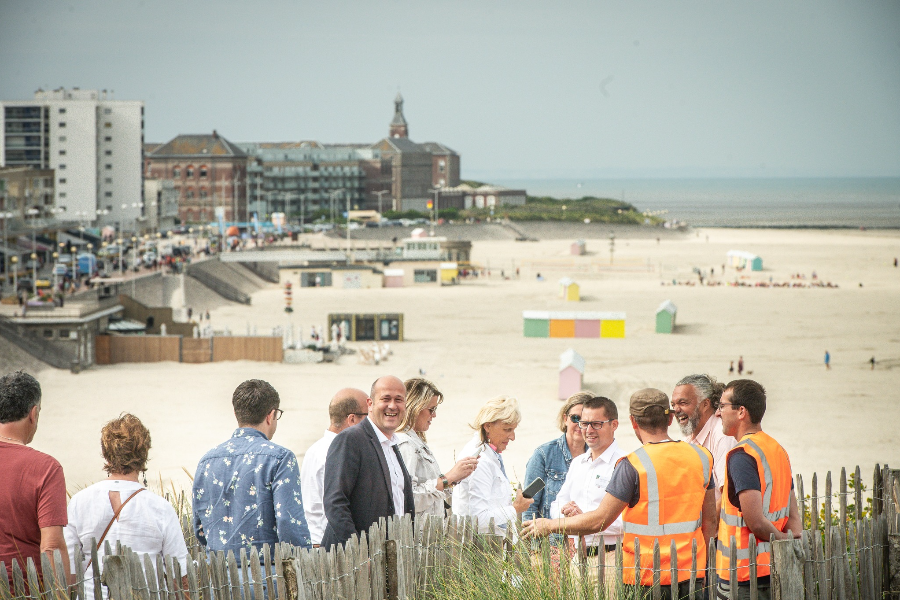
[523,391,591,526]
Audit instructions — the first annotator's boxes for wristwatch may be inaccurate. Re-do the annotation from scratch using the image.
[440,474,451,490]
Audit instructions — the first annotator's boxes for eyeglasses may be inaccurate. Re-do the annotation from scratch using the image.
[577,419,613,430]
[568,414,581,424]
[351,412,369,417]
[273,409,284,420]
[427,407,438,417]
[718,403,740,411]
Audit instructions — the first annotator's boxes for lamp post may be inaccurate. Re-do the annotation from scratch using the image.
[117,237,124,277]
[374,190,388,224]
[0,210,12,292]
[70,246,77,281]
[26,207,40,283]
[431,187,440,237]
[52,251,58,290]
[10,256,18,293]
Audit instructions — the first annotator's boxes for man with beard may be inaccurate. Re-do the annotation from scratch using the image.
[671,374,735,506]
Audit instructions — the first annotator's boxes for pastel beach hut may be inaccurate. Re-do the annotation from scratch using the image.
[726,250,763,271]
[559,277,580,301]
[655,300,677,334]
[523,311,551,338]
[571,240,586,256]
[440,262,459,284]
[559,348,585,400]
[383,268,405,288]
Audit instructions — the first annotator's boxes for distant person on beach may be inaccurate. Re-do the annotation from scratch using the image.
[523,388,716,598]
[523,392,589,529]
[396,378,479,518]
[671,374,735,505]
[300,388,369,547]
[870,356,876,370]
[715,379,802,599]
[0,370,72,588]
[729,361,735,375]
[738,356,744,375]
[453,395,533,535]
[824,350,831,370]
[65,414,188,599]
[321,376,414,548]
[193,379,311,555]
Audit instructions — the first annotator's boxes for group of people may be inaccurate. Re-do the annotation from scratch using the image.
[0,369,799,600]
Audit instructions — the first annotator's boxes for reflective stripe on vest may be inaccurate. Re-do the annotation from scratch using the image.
[716,431,792,582]
[623,444,710,537]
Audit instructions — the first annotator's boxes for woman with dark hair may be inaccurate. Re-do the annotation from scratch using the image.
[64,414,188,599]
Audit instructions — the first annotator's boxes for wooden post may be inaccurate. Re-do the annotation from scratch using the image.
[0,562,11,600]
[101,555,127,600]
[669,539,678,600]
[748,535,758,600]
[797,475,806,530]
[384,539,398,600]
[771,537,804,600]
[854,466,863,522]
[812,473,820,534]
[825,471,833,532]
[707,537,716,600]
[873,464,884,518]
[11,559,25,599]
[840,468,848,528]
[800,531,816,600]
[728,535,738,600]
[689,539,697,600]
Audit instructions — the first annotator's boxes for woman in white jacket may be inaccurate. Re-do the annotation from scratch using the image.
[452,395,533,534]
[396,378,479,517]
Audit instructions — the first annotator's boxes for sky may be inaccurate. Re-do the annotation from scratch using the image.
[1,0,899,179]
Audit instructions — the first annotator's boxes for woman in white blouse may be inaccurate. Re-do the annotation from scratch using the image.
[65,414,188,599]
[396,378,479,517]
[452,395,533,535]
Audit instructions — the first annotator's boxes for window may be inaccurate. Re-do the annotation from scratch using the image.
[105,177,112,184]
[186,189,194,199]
[59,192,66,198]
[59,122,66,128]
[414,269,438,283]
[59,329,70,338]
[59,136,66,142]
[105,164,112,170]
[104,136,112,142]
[173,167,181,177]
[43,329,53,338]
[103,108,111,115]
[59,108,66,114]
[199,189,207,199]
[104,122,111,128]
[104,192,112,197]
[199,167,208,178]
[186,167,194,177]
[59,178,66,184]
[59,149,66,155]
[59,164,66,169]
[104,150,112,156]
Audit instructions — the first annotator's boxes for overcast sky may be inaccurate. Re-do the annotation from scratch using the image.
[1,0,899,179]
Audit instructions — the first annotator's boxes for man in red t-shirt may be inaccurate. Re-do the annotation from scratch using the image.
[0,370,71,588]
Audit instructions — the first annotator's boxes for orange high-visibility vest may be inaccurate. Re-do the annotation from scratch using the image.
[716,431,792,582]
[621,441,712,586]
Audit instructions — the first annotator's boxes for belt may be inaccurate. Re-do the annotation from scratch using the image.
[584,545,618,556]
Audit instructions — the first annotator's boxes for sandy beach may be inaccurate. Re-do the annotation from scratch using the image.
[7,226,900,496]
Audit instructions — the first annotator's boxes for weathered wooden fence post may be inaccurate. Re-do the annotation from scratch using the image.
[384,539,398,600]
[772,537,804,600]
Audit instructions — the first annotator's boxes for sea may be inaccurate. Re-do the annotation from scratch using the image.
[492,178,900,228]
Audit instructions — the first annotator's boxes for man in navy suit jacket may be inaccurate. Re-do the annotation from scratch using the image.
[321,376,415,548]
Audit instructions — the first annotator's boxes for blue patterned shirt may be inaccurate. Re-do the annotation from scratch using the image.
[192,428,311,552]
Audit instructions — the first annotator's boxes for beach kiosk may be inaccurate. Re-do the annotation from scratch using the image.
[571,240,586,256]
[328,313,404,341]
[440,262,459,285]
[655,300,677,334]
[726,250,763,271]
[383,268,405,288]
[558,277,580,301]
[559,348,585,400]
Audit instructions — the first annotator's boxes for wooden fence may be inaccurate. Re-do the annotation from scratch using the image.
[2,464,897,600]
[95,336,283,364]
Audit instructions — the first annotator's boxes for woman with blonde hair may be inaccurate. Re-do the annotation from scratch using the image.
[522,391,590,524]
[452,395,533,534]
[396,378,479,516]
[64,414,188,599]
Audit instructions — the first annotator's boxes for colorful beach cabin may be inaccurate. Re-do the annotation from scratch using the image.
[523,311,625,338]
[726,250,763,271]
[571,240,586,256]
[440,262,459,285]
[655,300,677,334]
[559,277,580,301]
[383,268,405,288]
[559,348,585,400]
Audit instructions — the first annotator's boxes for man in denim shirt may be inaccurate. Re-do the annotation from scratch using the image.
[193,379,311,553]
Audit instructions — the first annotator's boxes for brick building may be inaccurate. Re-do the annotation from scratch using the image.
[145,131,249,223]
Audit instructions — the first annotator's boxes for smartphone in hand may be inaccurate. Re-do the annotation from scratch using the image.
[522,477,545,499]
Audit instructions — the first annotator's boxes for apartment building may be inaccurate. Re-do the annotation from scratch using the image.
[0,88,144,231]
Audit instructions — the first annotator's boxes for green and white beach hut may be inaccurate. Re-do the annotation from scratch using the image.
[655,300,677,334]
[726,250,763,271]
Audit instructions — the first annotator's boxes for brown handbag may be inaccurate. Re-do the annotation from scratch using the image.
[83,488,146,572]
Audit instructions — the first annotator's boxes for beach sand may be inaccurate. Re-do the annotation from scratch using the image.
[9,227,900,496]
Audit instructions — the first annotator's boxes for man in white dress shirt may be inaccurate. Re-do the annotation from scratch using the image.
[671,374,735,507]
[550,396,625,580]
[300,388,369,546]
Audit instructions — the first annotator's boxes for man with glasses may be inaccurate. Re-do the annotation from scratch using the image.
[524,388,717,600]
[192,379,311,558]
[715,380,802,600]
[550,396,624,585]
[300,388,369,546]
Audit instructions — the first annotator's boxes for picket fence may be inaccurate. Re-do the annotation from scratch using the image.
[2,463,897,600]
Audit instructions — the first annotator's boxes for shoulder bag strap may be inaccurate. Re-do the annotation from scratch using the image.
[84,488,146,573]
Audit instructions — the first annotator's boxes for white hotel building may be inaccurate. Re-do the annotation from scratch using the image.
[0,88,144,230]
